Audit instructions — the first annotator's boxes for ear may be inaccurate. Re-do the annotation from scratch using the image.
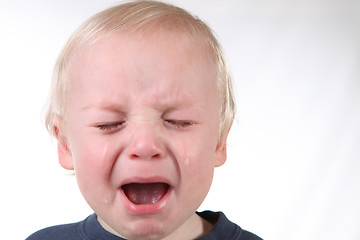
[214,141,227,167]
[214,117,234,167]
[53,117,74,170]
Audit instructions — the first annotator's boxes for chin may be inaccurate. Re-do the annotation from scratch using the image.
[122,224,170,240]
[113,217,176,240]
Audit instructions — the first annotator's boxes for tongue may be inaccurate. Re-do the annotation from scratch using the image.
[122,183,169,205]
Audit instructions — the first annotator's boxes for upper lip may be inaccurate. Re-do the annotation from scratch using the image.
[119,176,173,188]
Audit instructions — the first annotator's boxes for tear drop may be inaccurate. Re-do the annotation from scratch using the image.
[185,157,190,166]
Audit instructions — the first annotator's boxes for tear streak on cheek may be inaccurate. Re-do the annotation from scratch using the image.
[102,192,116,205]
[185,157,190,166]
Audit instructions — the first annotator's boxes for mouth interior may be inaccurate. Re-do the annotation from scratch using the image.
[122,183,170,205]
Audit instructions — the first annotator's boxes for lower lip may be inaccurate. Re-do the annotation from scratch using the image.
[119,187,173,215]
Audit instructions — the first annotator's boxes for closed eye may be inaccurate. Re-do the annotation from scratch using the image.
[165,119,194,128]
[97,121,126,132]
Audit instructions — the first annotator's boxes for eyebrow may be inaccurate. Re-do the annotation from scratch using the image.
[81,100,204,113]
[81,102,126,112]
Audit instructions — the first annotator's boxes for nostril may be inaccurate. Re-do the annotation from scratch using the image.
[130,152,162,160]
[130,153,139,159]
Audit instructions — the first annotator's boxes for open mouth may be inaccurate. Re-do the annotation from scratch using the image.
[122,183,170,205]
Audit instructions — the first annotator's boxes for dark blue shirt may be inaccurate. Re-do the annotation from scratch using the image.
[26,211,262,240]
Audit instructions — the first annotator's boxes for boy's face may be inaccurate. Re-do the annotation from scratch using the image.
[59,30,228,239]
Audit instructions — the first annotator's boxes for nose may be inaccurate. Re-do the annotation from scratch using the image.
[126,126,165,160]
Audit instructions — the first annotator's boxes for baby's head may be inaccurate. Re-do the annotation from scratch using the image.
[45,1,235,239]
[46,0,234,142]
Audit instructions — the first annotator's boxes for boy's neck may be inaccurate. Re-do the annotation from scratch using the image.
[160,212,214,240]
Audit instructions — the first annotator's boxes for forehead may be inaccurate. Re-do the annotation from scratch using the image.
[68,31,219,115]
[68,30,218,102]
[71,26,216,72]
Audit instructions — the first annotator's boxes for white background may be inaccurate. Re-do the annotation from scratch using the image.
[1,0,359,239]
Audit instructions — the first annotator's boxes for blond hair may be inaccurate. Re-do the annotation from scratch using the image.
[45,0,235,141]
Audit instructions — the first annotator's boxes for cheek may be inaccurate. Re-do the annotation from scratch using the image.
[182,128,218,166]
[71,133,103,167]
[177,137,216,207]
[177,130,218,184]
[68,131,118,193]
